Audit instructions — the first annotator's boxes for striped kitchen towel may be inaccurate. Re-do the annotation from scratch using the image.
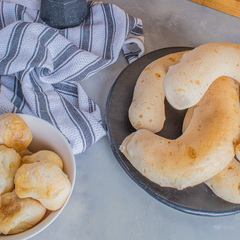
[0,1,144,154]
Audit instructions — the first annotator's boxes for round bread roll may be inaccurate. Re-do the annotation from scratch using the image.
[0,190,46,235]
[129,51,187,133]
[14,160,71,211]
[0,113,32,152]
[163,42,240,110]
[0,145,21,195]
[22,150,63,169]
[120,77,240,190]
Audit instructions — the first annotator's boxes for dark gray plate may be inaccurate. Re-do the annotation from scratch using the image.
[105,47,240,216]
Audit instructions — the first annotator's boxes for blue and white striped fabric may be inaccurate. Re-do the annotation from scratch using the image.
[0,1,144,154]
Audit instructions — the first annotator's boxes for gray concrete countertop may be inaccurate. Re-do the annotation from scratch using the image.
[8,0,240,239]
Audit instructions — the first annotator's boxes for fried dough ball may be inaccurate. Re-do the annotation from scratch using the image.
[0,145,21,195]
[0,190,46,235]
[14,160,71,211]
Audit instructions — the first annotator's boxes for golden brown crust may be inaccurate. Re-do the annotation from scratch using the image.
[163,42,240,110]
[205,158,240,204]
[0,145,21,195]
[0,190,46,235]
[182,107,194,133]
[129,51,187,133]
[182,83,240,203]
[18,148,33,158]
[15,160,71,211]
[120,77,240,189]
[22,150,63,169]
[0,113,32,152]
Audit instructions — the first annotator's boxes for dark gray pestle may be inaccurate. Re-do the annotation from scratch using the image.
[40,0,89,29]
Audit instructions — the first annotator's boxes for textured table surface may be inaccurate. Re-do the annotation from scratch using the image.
[7,0,240,239]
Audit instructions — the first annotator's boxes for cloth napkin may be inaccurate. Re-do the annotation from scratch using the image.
[0,0,144,154]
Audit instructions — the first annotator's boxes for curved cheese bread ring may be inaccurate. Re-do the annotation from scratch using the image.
[204,158,240,204]
[183,78,240,132]
[120,77,240,190]
[129,51,187,133]
[163,42,240,110]
[183,93,240,204]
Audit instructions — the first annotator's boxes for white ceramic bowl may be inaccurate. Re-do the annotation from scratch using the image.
[1,114,76,240]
